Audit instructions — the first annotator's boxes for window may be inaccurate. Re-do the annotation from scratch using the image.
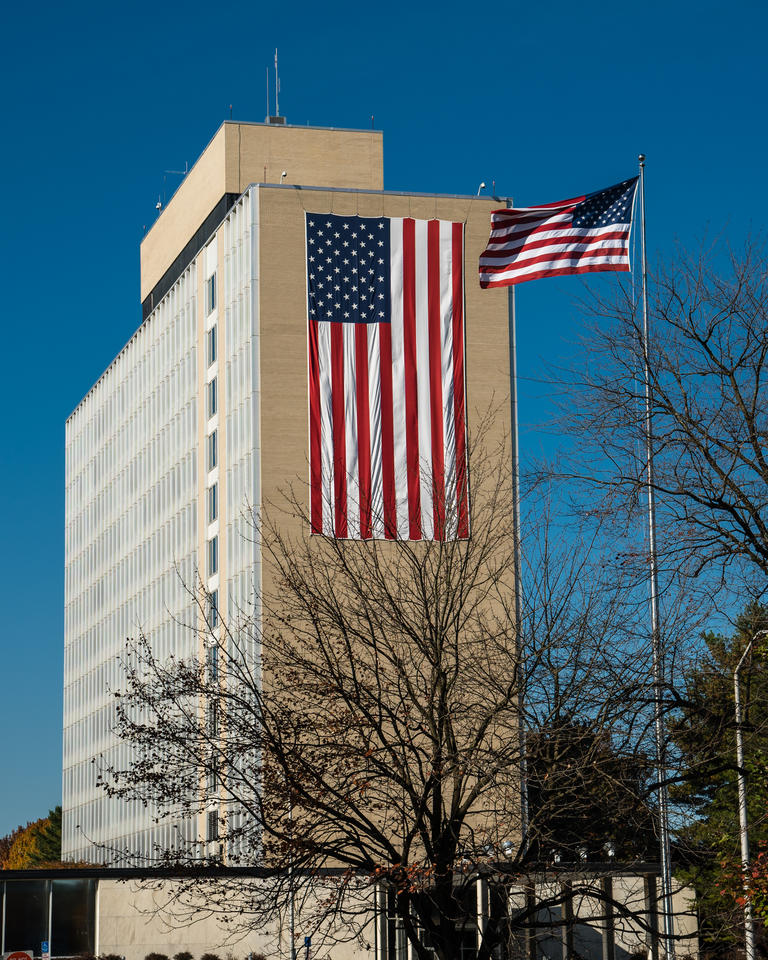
[207,377,217,418]
[208,590,219,631]
[208,535,218,576]
[208,482,217,524]
[207,697,219,737]
[207,430,217,470]
[207,273,217,315]
[207,809,219,842]
[207,761,218,793]
[207,325,217,366]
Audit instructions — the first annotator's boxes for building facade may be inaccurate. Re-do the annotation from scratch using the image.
[63,120,511,862]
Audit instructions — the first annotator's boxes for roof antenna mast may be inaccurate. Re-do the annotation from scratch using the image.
[275,48,280,117]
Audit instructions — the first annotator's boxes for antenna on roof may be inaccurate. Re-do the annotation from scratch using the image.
[275,48,280,117]
[266,50,286,124]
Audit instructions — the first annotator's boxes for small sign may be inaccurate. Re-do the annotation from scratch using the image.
[42,942,51,960]
[4,951,35,960]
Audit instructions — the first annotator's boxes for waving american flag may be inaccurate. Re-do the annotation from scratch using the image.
[479,177,639,288]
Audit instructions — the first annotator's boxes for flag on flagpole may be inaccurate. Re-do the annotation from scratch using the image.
[306,213,469,541]
[478,177,639,288]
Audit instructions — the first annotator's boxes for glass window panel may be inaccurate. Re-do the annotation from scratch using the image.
[207,274,217,314]
[51,879,96,956]
[208,378,217,418]
[207,325,217,366]
[4,879,49,952]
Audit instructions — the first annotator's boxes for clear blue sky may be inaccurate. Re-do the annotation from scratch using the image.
[1,0,766,837]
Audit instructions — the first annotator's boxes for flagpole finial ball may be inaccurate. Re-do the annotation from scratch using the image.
[638,153,646,164]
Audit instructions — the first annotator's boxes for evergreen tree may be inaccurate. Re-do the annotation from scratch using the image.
[672,604,768,957]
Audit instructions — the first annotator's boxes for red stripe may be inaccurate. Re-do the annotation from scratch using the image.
[379,323,396,539]
[480,260,631,289]
[482,229,630,256]
[402,218,421,540]
[427,220,445,540]
[308,317,322,534]
[330,322,347,538]
[451,222,468,538]
[355,324,372,540]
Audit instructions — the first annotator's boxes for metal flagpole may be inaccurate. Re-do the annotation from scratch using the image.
[507,284,528,852]
[734,639,757,960]
[638,154,675,959]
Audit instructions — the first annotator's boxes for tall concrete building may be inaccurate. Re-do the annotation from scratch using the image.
[63,120,511,862]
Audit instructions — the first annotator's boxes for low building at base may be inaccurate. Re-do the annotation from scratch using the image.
[0,865,698,960]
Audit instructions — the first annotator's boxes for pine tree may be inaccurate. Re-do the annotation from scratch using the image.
[672,604,768,957]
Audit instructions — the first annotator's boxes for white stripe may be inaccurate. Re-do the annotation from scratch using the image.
[317,322,334,536]
[414,220,433,540]
[389,219,410,539]
[343,323,359,540]
[439,220,457,539]
[367,323,385,539]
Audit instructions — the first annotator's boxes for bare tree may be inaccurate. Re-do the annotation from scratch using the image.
[97,434,695,960]
[549,239,768,600]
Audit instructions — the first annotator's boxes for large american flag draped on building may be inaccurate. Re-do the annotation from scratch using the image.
[478,177,639,288]
[306,213,469,541]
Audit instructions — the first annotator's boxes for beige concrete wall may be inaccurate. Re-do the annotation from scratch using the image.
[141,124,383,302]
[96,877,374,960]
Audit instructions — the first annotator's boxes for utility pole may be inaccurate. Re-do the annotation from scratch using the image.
[734,628,767,960]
